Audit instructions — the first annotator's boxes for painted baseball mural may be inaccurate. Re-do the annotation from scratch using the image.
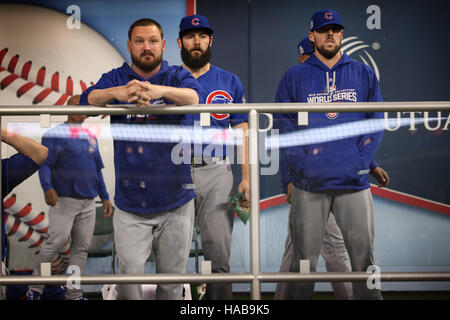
[0,3,123,273]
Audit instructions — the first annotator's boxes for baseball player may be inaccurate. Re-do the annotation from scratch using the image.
[27,96,112,300]
[275,37,390,300]
[1,130,48,263]
[177,14,249,300]
[79,18,206,300]
[296,37,389,186]
[275,9,384,299]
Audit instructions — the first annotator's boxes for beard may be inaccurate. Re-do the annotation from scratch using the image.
[131,50,162,73]
[181,44,211,69]
[315,38,341,60]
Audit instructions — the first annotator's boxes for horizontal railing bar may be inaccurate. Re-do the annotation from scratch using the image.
[0,273,254,285]
[1,272,449,286]
[0,101,449,116]
[258,272,450,282]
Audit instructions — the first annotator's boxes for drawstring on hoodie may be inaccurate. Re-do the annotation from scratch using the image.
[326,71,336,95]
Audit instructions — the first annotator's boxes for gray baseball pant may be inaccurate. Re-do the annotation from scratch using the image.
[30,197,95,300]
[286,187,382,300]
[113,199,194,300]
[274,212,353,300]
[191,161,234,300]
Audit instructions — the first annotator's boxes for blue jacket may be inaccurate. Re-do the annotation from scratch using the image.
[275,53,383,192]
[39,122,109,200]
[80,61,205,214]
[182,65,247,158]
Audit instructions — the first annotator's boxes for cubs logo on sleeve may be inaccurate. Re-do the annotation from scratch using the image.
[206,90,233,120]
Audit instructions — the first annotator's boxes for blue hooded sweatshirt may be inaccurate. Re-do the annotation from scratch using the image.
[275,53,383,192]
[80,61,205,214]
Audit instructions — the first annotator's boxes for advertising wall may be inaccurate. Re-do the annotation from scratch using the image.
[197,0,450,292]
[1,0,449,295]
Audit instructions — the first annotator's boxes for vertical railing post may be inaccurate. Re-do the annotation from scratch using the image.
[248,109,261,300]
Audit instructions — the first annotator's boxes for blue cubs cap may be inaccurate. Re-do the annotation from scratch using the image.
[179,14,213,37]
[298,37,314,56]
[310,9,344,31]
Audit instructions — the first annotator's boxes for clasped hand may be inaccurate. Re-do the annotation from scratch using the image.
[123,79,162,106]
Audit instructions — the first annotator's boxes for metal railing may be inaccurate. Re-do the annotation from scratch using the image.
[1,101,450,115]
[1,101,450,300]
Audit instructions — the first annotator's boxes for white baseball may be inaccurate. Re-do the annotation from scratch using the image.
[0,3,125,106]
[0,3,123,269]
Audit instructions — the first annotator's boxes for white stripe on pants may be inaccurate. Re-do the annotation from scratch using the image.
[113,199,194,300]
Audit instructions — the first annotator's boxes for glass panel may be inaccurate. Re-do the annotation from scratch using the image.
[259,110,450,299]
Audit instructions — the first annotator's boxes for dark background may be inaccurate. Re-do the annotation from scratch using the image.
[198,0,450,204]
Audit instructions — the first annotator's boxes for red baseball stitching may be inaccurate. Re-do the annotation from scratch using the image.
[5,214,45,248]
[4,195,69,268]
[4,194,48,233]
[7,216,21,235]
[0,47,91,105]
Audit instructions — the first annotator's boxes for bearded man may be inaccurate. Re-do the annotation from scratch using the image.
[274,9,384,300]
[177,14,249,300]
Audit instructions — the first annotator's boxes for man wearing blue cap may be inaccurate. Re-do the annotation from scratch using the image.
[275,36,353,300]
[177,14,249,300]
[276,35,390,300]
[297,37,315,63]
[275,9,384,300]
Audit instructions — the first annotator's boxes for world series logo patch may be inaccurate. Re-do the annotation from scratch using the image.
[326,112,339,119]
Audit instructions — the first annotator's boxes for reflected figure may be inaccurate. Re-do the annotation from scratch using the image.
[28,95,112,300]
[1,129,48,265]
